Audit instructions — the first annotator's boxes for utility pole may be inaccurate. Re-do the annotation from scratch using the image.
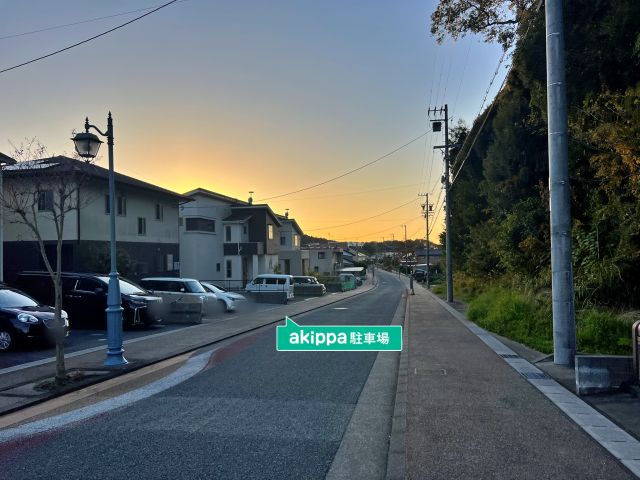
[430,104,453,302]
[420,193,433,289]
[546,0,575,365]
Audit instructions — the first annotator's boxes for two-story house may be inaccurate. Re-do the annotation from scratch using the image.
[307,244,344,276]
[277,213,309,276]
[179,188,284,288]
[2,156,188,282]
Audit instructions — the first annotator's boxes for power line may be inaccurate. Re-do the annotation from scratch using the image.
[0,0,181,75]
[286,182,422,201]
[305,198,419,232]
[0,3,183,40]
[257,132,429,202]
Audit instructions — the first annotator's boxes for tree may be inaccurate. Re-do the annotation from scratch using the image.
[430,0,536,50]
[2,140,93,382]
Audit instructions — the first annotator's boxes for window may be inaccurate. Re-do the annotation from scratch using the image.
[243,225,247,234]
[117,195,127,216]
[75,278,102,292]
[216,263,221,272]
[225,225,232,242]
[138,217,146,235]
[280,236,286,246]
[318,252,325,260]
[226,260,232,278]
[185,217,215,232]
[268,224,274,240]
[104,194,110,214]
[314,266,319,273]
[155,203,163,221]
[294,235,300,247]
[37,191,53,211]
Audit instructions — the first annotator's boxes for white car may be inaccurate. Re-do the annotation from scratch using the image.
[200,282,245,312]
[139,277,218,317]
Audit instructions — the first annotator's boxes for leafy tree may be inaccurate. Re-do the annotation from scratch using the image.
[2,140,93,382]
[430,0,536,50]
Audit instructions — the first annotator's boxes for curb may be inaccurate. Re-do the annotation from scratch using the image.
[385,290,409,480]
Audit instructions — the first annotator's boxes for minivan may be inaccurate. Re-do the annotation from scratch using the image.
[14,272,163,329]
[245,274,294,300]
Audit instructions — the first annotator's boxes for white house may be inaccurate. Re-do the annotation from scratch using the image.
[179,188,285,288]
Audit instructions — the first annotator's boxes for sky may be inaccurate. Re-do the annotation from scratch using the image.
[0,0,507,243]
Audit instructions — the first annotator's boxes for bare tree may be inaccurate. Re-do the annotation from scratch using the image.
[2,139,93,383]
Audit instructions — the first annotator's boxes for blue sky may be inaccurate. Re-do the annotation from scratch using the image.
[0,0,507,241]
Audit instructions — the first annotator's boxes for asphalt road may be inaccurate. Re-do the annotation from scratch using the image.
[0,273,404,479]
[0,295,308,370]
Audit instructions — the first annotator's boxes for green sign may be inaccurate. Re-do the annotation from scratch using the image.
[277,317,402,351]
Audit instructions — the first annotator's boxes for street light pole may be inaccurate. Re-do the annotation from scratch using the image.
[72,113,127,366]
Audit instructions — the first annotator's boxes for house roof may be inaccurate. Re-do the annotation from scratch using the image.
[277,215,304,236]
[230,204,282,226]
[5,156,191,202]
[223,212,252,223]
[182,187,248,205]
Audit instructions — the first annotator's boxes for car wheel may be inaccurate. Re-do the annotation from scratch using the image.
[0,329,14,352]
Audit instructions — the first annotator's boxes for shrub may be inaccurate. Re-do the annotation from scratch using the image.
[576,308,633,355]
[467,287,553,353]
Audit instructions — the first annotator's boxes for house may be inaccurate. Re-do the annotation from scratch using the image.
[277,213,309,276]
[2,156,189,282]
[179,188,284,288]
[415,247,443,265]
[306,244,343,276]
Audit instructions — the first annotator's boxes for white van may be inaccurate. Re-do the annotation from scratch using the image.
[245,274,295,300]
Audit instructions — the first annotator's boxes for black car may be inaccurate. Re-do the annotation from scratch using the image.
[14,272,164,329]
[0,287,69,351]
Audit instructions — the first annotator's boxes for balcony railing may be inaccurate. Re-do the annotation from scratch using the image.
[223,242,264,256]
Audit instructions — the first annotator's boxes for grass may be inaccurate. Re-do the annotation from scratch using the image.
[467,287,554,353]
[464,284,634,355]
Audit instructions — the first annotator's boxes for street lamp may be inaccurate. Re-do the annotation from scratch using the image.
[71,113,127,366]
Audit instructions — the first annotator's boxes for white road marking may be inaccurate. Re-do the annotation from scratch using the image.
[333,307,348,310]
[0,349,214,443]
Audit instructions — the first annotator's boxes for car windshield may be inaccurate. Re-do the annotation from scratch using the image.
[97,277,148,295]
[213,284,227,292]
[0,289,38,308]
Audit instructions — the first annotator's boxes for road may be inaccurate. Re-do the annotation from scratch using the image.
[0,272,404,479]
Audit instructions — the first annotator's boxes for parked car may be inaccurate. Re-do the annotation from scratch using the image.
[139,277,218,316]
[0,286,69,351]
[245,274,295,300]
[292,276,326,295]
[14,272,163,329]
[200,282,245,312]
[413,269,427,282]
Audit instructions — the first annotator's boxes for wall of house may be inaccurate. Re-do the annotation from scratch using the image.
[79,180,179,244]
[308,249,341,276]
[179,194,231,280]
[2,177,79,242]
[279,249,309,276]
[278,221,301,251]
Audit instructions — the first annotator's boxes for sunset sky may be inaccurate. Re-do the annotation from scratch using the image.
[1,0,506,242]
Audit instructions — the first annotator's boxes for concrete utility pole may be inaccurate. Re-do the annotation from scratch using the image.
[546,0,576,365]
[420,193,433,288]
[430,104,453,302]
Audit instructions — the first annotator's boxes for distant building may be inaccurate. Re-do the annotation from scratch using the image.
[306,244,343,276]
[277,214,309,275]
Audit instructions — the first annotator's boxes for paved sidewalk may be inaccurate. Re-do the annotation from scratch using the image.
[404,283,635,479]
[0,281,376,415]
